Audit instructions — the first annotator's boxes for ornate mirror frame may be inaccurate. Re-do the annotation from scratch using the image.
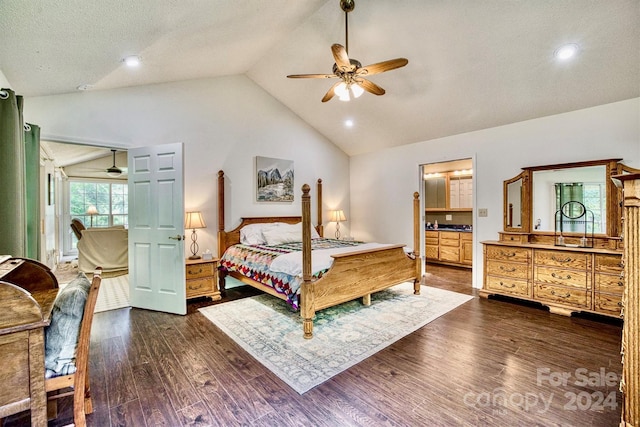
[503,158,640,248]
[503,170,530,233]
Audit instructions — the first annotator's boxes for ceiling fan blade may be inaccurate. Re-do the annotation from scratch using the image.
[357,78,385,96]
[287,73,338,79]
[358,58,409,76]
[331,44,355,72]
[322,81,342,102]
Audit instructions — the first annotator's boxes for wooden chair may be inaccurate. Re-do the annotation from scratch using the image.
[70,218,86,240]
[45,268,102,427]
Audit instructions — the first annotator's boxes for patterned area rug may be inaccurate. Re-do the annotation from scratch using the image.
[59,273,130,313]
[94,274,130,313]
[199,283,473,394]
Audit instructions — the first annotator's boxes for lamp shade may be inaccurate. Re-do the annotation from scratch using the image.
[86,205,99,215]
[185,211,206,229]
[331,210,346,222]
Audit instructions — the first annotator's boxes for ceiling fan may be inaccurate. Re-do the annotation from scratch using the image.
[287,0,408,102]
[106,149,126,177]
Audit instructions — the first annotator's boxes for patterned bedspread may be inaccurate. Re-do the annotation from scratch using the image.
[220,238,363,309]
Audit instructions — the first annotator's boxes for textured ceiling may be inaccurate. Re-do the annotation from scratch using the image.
[1,0,639,156]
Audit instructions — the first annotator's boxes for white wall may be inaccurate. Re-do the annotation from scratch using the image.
[0,69,11,88]
[24,75,350,257]
[350,98,640,288]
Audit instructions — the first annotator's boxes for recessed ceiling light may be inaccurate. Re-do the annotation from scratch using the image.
[554,43,580,60]
[345,119,354,128]
[76,84,93,91]
[123,55,141,67]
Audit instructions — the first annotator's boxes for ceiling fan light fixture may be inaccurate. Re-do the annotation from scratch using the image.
[107,167,122,177]
[334,82,364,101]
[107,149,123,177]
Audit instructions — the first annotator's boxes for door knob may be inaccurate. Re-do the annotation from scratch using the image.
[169,235,183,241]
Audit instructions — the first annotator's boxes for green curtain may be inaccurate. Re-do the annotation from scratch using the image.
[555,183,584,232]
[0,88,26,256]
[24,123,41,259]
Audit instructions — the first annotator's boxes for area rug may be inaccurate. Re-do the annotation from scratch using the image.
[94,274,130,313]
[58,273,130,313]
[199,283,473,394]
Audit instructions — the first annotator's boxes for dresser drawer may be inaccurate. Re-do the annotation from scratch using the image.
[186,262,214,279]
[186,277,215,298]
[534,250,590,269]
[486,245,530,262]
[534,266,589,289]
[595,254,623,274]
[486,275,529,296]
[595,273,624,294]
[594,293,623,316]
[486,260,529,280]
[534,283,591,308]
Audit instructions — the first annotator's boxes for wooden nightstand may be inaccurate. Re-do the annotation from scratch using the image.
[185,258,221,301]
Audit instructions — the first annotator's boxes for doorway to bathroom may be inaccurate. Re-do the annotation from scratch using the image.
[421,158,474,290]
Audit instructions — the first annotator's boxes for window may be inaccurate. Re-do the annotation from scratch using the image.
[68,180,128,250]
[554,182,605,233]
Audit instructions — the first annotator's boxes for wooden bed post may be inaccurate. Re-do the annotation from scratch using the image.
[217,170,227,293]
[317,179,323,237]
[413,191,421,295]
[300,184,315,339]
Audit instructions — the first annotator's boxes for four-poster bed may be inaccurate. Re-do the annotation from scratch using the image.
[216,170,422,338]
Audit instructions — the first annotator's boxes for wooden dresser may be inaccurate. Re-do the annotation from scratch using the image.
[185,258,221,301]
[481,241,622,317]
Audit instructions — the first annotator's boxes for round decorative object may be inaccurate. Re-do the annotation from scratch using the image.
[561,201,586,219]
[340,0,355,13]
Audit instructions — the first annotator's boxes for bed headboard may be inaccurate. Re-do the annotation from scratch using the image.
[217,171,323,256]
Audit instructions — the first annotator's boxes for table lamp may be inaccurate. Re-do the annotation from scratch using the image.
[331,209,346,240]
[86,205,99,227]
[185,211,206,259]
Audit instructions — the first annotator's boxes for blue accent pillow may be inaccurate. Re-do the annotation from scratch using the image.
[44,272,91,378]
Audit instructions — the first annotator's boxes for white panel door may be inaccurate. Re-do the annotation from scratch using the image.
[128,143,186,315]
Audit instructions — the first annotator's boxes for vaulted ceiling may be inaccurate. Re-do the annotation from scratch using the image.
[1,0,638,156]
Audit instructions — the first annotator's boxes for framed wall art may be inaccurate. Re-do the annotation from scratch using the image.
[256,156,294,202]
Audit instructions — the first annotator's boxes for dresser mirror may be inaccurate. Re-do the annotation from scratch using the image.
[503,171,529,232]
[503,159,640,243]
[532,164,606,233]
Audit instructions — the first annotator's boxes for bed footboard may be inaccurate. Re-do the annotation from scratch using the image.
[300,187,421,339]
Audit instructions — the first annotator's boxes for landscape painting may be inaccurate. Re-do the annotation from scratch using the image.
[256,156,294,202]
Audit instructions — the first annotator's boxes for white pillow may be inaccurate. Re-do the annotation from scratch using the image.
[240,221,321,246]
[240,223,268,245]
[263,222,302,245]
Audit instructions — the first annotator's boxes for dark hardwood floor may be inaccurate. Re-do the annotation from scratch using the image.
[5,265,623,426]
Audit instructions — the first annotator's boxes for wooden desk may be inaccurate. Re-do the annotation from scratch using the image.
[0,282,57,426]
[0,257,58,292]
